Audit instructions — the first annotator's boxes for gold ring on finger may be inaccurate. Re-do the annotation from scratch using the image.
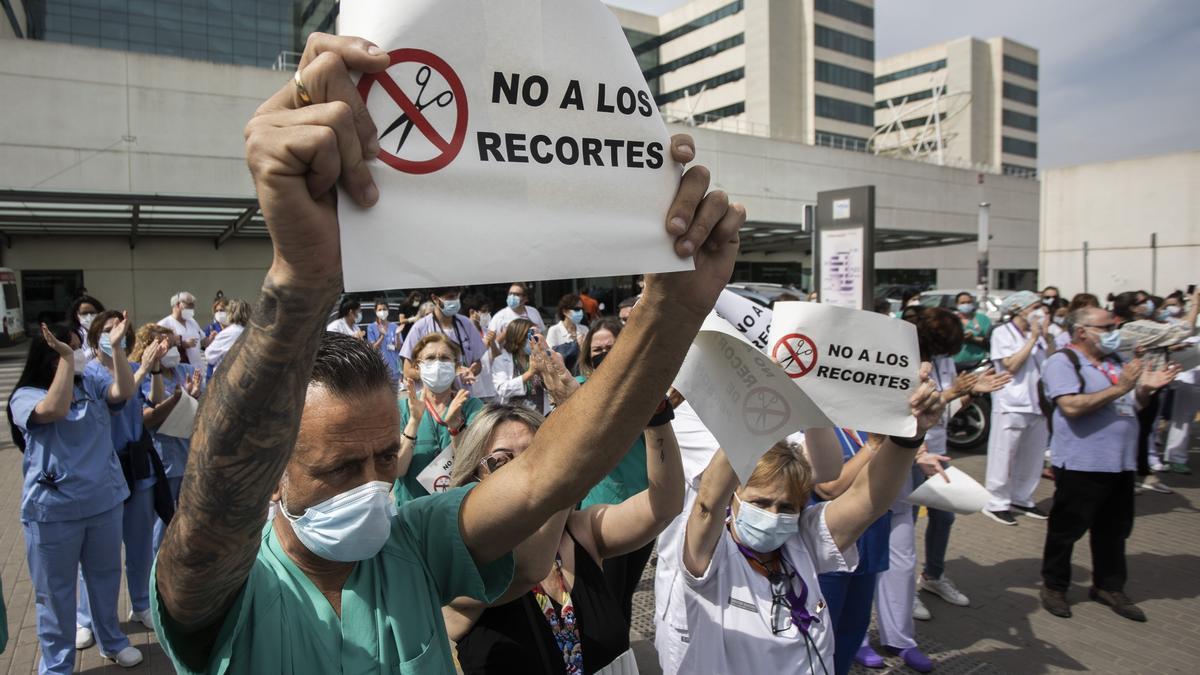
[293,68,313,105]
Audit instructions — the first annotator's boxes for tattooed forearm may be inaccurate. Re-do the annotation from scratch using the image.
[155,273,337,632]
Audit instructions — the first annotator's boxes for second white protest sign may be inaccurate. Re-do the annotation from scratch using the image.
[336,0,690,291]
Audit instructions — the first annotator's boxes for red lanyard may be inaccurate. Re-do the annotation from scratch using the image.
[1070,346,1119,385]
[424,397,451,427]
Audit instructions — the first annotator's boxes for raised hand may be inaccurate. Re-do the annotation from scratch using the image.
[41,323,74,360]
[144,336,171,369]
[952,370,979,397]
[1139,363,1180,392]
[1118,358,1144,391]
[915,445,951,482]
[644,134,745,322]
[405,378,426,424]
[186,370,204,398]
[243,33,391,289]
[910,362,945,436]
[972,368,1013,394]
[445,389,471,429]
[107,311,130,351]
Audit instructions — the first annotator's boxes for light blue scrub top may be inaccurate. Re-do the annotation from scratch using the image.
[152,485,514,675]
[141,363,195,478]
[11,368,130,523]
[89,360,156,489]
[367,321,403,383]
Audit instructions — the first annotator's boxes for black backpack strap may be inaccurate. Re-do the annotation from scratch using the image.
[1060,348,1086,393]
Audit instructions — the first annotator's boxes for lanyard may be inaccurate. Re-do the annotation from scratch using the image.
[436,315,467,365]
[531,554,584,674]
[732,537,818,633]
[1069,346,1120,385]
[423,396,452,428]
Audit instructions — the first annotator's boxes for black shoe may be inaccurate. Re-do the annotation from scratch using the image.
[1089,588,1147,622]
[1040,587,1071,618]
[1012,504,1049,520]
[983,509,1018,525]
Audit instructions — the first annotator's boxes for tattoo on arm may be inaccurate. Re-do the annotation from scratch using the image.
[155,275,335,633]
[657,436,665,462]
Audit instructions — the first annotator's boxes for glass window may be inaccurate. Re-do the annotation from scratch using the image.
[815,60,873,93]
[641,34,744,82]
[815,130,869,152]
[695,101,745,123]
[1002,136,1037,158]
[1003,82,1037,106]
[1001,163,1037,179]
[1003,55,1038,81]
[815,96,873,126]
[656,68,745,106]
[814,25,873,60]
[814,0,873,28]
[1002,109,1037,132]
[633,0,743,55]
[875,58,946,85]
[876,88,935,109]
[100,20,127,40]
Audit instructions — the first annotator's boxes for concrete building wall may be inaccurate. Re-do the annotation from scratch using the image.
[1,0,27,39]
[1040,151,1200,300]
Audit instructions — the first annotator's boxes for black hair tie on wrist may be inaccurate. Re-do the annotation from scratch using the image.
[647,398,676,428]
[888,433,926,449]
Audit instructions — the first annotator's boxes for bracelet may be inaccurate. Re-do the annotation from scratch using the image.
[647,398,675,428]
[888,433,926,449]
[447,420,466,437]
[402,431,418,442]
[151,369,163,375]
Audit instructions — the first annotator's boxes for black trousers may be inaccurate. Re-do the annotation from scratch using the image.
[1041,468,1135,593]
[1135,391,1161,476]
[602,540,655,628]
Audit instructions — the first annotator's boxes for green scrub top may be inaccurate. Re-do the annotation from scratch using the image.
[394,395,484,503]
[576,375,649,509]
[151,486,513,675]
[954,312,992,367]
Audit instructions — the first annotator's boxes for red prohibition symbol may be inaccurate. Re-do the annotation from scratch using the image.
[772,333,818,379]
[357,48,469,174]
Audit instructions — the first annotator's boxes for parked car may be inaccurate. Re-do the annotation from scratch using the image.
[725,282,803,307]
[918,288,1016,322]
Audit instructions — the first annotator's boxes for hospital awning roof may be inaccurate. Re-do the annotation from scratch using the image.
[738,221,977,255]
[0,189,264,248]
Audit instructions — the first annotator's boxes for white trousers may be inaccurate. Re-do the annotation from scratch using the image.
[874,510,917,650]
[1165,382,1200,465]
[985,410,1048,512]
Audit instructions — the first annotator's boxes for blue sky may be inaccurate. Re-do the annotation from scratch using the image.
[608,0,1200,168]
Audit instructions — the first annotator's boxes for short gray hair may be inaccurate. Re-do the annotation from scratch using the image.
[170,291,195,307]
[1064,306,1103,340]
[450,404,544,487]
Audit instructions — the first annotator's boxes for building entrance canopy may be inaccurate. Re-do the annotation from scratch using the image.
[740,221,977,255]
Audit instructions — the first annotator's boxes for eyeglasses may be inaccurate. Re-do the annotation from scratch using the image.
[1083,324,1117,331]
[476,450,514,477]
[768,572,794,635]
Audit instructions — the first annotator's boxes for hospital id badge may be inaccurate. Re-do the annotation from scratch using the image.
[387,342,397,351]
[1114,393,1135,417]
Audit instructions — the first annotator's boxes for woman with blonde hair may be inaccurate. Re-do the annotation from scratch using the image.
[447,397,683,674]
[658,368,944,675]
[130,323,202,554]
[492,318,550,413]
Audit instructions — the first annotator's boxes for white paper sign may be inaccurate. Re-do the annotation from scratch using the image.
[832,198,851,220]
[159,390,198,439]
[905,466,990,515]
[714,289,773,352]
[336,0,690,290]
[767,302,919,438]
[415,445,455,494]
[819,228,864,309]
[673,314,829,483]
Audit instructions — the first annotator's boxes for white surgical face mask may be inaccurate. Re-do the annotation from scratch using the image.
[1028,309,1046,324]
[732,494,800,553]
[281,480,397,562]
[419,359,457,393]
[441,299,461,316]
[181,307,196,321]
[72,349,89,371]
[160,351,181,369]
[214,311,229,326]
[78,313,96,329]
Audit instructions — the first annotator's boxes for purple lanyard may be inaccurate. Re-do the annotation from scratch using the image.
[733,538,819,633]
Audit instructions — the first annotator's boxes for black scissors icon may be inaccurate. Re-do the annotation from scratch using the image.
[379,65,455,152]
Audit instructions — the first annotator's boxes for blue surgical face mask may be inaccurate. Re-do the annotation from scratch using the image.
[1098,330,1122,354]
[440,299,461,317]
[732,494,800,553]
[99,334,114,358]
[523,344,532,355]
[569,309,584,324]
[956,303,976,315]
[506,294,521,309]
[1142,300,1155,314]
[281,480,397,562]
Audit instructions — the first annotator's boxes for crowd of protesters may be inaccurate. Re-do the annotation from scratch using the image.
[3,33,1197,675]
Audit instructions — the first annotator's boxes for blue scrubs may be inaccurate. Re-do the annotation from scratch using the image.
[816,429,892,675]
[144,364,195,555]
[12,368,132,674]
[367,321,402,385]
[79,361,158,630]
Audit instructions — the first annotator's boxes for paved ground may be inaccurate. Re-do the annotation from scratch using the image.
[1,347,1196,673]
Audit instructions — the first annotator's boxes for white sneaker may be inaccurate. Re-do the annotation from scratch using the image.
[75,625,94,650]
[101,646,144,668]
[128,608,155,630]
[912,594,932,620]
[1150,462,1167,472]
[920,574,971,606]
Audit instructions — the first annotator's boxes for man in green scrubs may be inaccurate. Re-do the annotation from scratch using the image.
[150,33,745,675]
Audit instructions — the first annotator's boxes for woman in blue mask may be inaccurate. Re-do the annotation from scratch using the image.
[448,400,683,675]
[660,371,944,675]
[8,318,142,672]
[545,294,589,372]
[75,311,171,653]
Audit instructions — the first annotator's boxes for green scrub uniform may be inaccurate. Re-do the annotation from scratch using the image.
[394,396,485,503]
[152,486,513,674]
